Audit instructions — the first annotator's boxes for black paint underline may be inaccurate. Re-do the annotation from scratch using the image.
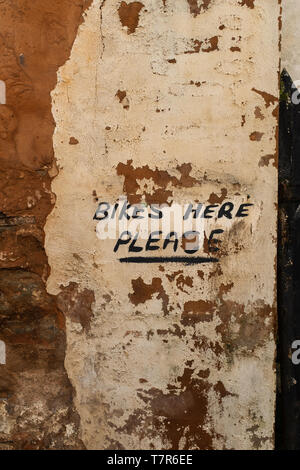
[119,256,219,265]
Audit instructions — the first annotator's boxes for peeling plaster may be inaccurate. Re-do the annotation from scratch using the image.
[45,0,280,449]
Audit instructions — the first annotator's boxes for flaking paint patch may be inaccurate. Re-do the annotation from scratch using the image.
[186,0,212,17]
[254,106,264,120]
[239,0,255,8]
[252,88,278,108]
[116,90,130,110]
[249,131,264,141]
[184,36,219,54]
[181,300,215,324]
[259,154,275,167]
[116,160,199,204]
[118,1,144,34]
[57,282,95,333]
[129,277,169,316]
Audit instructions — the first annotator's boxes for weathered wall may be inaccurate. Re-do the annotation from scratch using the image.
[0,0,280,450]
[43,0,280,450]
[0,0,92,450]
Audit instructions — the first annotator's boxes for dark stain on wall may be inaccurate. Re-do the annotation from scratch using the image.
[259,154,275,167]
[249,131,264,141]
[118,1,144,34]
[254,106,264,120]
[181,300,215,325]
[184,36,219,54]
[117,364,236,449]
[57,282,95,333]
[216,299,274,353]
[116,160,199,204]
[239,0,255,8]
[186,0,212,17]
[129,277,169,316]
[252,88,278,108]
[116,89,130,110]
[208,188,227,204]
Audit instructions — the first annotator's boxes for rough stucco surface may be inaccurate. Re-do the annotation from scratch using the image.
[44,0,280,450]
[0,0,92,450]
[281,0,299,81]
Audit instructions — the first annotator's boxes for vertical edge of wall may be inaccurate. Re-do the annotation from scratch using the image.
[276,0,300,450]
[276,70,300,450]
